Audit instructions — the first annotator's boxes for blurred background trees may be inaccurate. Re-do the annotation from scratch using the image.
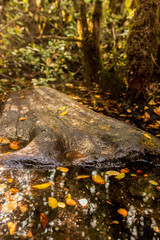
[0,0,159,101]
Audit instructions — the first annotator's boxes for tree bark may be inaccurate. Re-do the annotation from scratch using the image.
[0,86,159,168]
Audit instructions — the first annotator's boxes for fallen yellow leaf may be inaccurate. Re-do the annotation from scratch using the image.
[57,202,66,208]
[149,180,159,186]
[144,134,151,139]
[106,170,120,176]
[48,197,58,209]
[19,117,27,121]
[56,167,69,173]
[32,182,53,189]
[75,175,90,179]
[59,110,68,116]
[115,173,125,180]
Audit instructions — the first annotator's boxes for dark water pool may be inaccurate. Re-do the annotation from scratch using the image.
[0,165,159,240]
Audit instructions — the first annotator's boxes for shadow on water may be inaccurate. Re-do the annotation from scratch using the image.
[0,164,159,240]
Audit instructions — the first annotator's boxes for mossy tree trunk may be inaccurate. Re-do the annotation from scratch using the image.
[126,0,159,99]
[80,0,103,83]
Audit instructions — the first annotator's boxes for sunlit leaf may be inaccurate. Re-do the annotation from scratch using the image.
[10,188,19,194]
[0,183,7,189]
[40,213,48,230]
[19,117,27,121]
[120,168,129,173]
[46,57,51,66]
[28,231,33,238]
[148,99,157,105]
[9,141,19,150]
[75,175,90,179]
[66,198,77,206]
[32,182,53,189]
[117,208,128,217]
[19,204,27,213]
[106,201,112,205]
[144,134,151,139]
[106,170,120,176]
[7,222,16,235]
[2,201,17,212]
[154,107,160,116]
[59,110,68,116]
[48,197,58,209]
[56,167,69,173]
[115,173,125,180]
[92,174,105,184]
[78,198,88,207]
[149,180,159,186]
[143,112,151,122]
[57,202,66,208]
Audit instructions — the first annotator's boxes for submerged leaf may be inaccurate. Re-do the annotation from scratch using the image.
[40,213,48,230]
[56,167,69,173]
[106,170,120,176]
[66,198,77,206]
[9,141,19,150]
[117,208,128,217]
[57,202,66,208]
[48,197,58,209]
[115,173,125,180]
[7,222,16,235]
[32,182,53,189]
[92,174,105,184]
[75,175,90,179]
[2,201,17,213]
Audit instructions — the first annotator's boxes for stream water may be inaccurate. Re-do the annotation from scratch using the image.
[0,165,159,240]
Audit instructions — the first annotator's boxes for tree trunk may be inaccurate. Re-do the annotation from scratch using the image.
[126,0,159,99]
[0,86,159,168]
[80,0,103,83]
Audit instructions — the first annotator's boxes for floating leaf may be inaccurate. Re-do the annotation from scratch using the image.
[2,201,17,213]
[117,208,128,217]
[59,110,68,116]
[32,182,53,189]
[0,183,7,189]
[7,222,16,235]
[57,202,66,208]
[78,198,88,207]
[115,173,125,180]
[106,201,112,205]
[144,134,151,139]
[106,170,120,176]
[66,198,77,206]
[59,106,67,111]
[120,168,129,173]
[40,213,48,230]
[131,174,137,177]
[149,180,159,186]
[111,221,119,224]
[48,197,58,209]
[10,188,19,194]
[9,141,19,150]
[75,175,90,180]
[19,117,27,121]
[56,167,69,173]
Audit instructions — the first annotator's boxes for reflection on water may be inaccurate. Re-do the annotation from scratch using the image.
[0,166,159,240]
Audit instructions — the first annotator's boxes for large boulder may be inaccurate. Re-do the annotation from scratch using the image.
[0,86,159,168]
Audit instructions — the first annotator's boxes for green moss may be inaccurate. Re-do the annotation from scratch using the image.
[141,137,160,155]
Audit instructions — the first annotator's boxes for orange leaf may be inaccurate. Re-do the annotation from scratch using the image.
[10,188,19,194]
[56,167,69,173]
[28,231,33,238]
[32,182,53,189]
[9,141,19,150]
[19,95,24,99]
[0,137,10,144]
[66,198,77,206]
[143,112,151,122]
[7,178,13,183]
[120,168,129,173]
[40,213,48,230]
[19,204,27,213]
[154,109,160,116]
[117,208,128,217]
[92,174,105,185]
[19,117,27,121]
[5,191,13,201]
[156,186,160,191]
[75,175,90,179]
[7,222,17,235]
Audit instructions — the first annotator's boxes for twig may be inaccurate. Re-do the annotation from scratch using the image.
[151,53,160,70]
